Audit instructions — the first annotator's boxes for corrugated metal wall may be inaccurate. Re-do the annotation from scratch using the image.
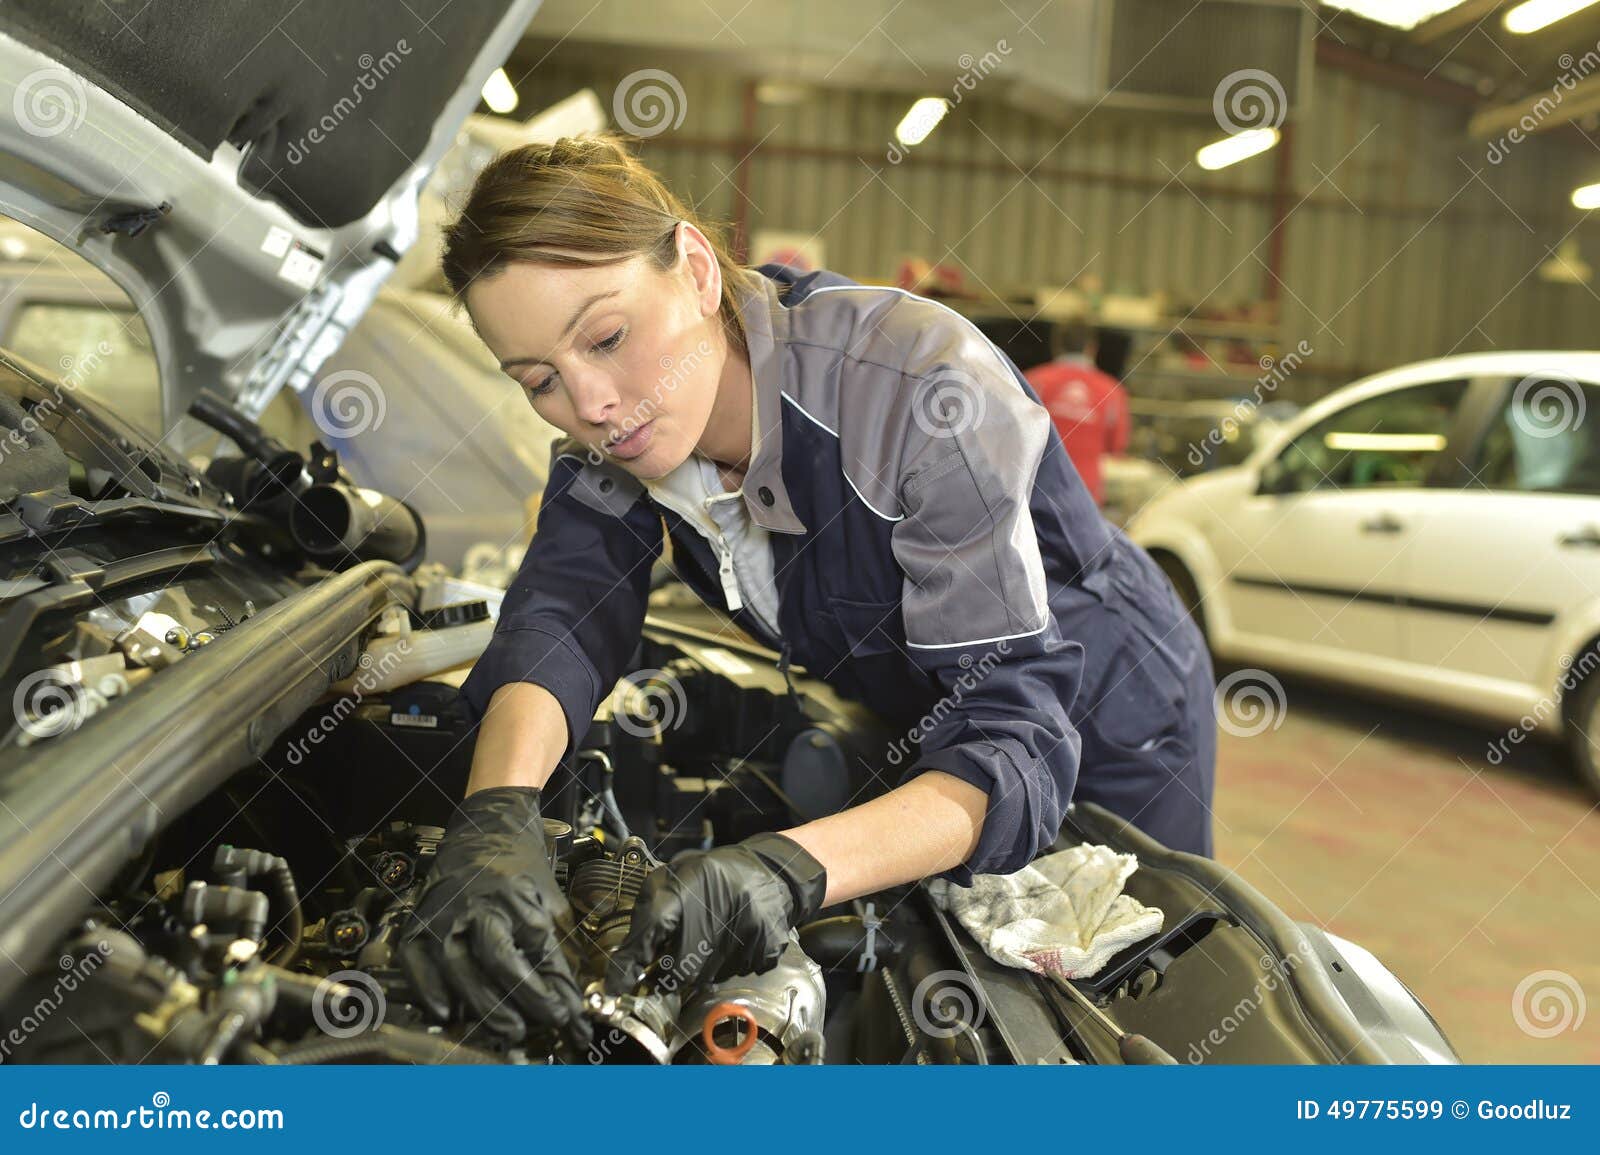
[506,49,1600,391]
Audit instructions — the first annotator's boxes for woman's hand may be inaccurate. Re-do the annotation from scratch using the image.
[604,833,827,994]
[399,787,591,1052]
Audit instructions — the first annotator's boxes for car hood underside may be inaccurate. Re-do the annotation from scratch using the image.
[0,0,536,441]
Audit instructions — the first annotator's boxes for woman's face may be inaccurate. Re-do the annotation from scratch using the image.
[465,225,727,480]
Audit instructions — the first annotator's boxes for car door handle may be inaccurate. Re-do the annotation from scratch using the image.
[1559,526,1600,549]
[1361,514,1404,534]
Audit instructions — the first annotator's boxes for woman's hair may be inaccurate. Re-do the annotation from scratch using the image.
[440,133,751,352]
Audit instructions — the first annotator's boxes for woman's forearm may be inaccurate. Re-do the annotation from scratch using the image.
[781,771,989,905]
[465,681,570,795]
[463,682,988,900]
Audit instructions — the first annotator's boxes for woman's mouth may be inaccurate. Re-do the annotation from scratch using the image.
[604,420,655,461]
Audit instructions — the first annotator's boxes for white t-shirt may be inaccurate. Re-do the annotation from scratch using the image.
[641,395,782,640]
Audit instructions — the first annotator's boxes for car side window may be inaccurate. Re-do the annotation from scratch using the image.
[1475,378,1600,496]
[1262,378,1469,494]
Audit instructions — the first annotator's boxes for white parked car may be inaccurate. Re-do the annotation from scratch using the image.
[1128,353,1600,795]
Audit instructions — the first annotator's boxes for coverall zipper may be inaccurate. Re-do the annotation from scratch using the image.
[643,471,796,703]
[645,485,752,620]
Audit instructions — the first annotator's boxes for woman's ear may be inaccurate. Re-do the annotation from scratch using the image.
[674,221,723,320]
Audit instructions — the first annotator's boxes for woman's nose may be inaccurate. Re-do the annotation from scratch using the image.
[568,371,621,427]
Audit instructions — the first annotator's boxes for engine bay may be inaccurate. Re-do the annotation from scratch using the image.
[0,599,1038,1065]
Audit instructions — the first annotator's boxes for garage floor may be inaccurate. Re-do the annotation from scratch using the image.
[1212,670,1600,1064]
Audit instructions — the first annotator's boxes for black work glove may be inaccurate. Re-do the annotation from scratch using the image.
[605,832,827,995]
[398,787,591,1051]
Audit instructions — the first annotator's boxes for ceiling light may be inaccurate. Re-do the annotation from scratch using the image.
[482,68,519,115]
[1504,0,1600,34]
[1572,182,1600,209]
[1195,128,1280,171]
[895,98,949,148]
[1320,2,1469,31]
[756,82,808,106]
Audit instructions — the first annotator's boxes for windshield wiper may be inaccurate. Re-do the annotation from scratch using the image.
[0,491,229,544]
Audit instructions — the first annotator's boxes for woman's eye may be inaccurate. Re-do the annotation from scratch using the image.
[593,326,626,354]
[525,375,557,399]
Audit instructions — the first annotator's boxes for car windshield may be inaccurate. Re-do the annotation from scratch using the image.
[0,218,163,440]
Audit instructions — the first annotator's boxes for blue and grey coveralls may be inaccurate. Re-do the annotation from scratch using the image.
[461,264,1217,882]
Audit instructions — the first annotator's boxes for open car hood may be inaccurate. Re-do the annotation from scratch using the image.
[0,0,537,447]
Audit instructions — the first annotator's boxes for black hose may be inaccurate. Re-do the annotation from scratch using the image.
[269,1024,504,1065]
[188,390,308,495]
[265,861,303,967]
[799,914,900,971]
[198,1011,249,1065]
[211,846,303,966]
[289,484,425,570]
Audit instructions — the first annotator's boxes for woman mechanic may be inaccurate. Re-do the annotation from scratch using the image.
[398,135,1215,1052]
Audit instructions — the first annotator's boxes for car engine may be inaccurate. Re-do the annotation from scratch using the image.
[0,601,1000,1065]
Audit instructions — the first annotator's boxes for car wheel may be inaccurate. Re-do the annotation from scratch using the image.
[1566,666,1600,799]
[1153,552,1208,648]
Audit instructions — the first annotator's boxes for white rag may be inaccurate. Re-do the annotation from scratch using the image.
[928,844,1164,980]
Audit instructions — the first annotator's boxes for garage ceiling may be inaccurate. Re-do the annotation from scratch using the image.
[516,0,1314,122]
[517,0,1600,147]
[1319,1,1600,138]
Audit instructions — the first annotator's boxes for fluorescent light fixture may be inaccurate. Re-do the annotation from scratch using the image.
[756,82,808,105]
[1574,182,1600,209]
[1324,432,1447,452]
[1320,1,1469,31]
[1505,0,1600,33]
[895,98,949,148]
[482,67,519,115]
[1195,127,1280,171]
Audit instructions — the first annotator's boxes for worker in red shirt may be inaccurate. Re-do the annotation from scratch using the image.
[1024,316,1130,505]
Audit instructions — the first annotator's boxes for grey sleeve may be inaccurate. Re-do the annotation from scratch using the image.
[889,346,1084,880]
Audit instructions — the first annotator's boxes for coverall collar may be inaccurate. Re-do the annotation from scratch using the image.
[732,268,807,535]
